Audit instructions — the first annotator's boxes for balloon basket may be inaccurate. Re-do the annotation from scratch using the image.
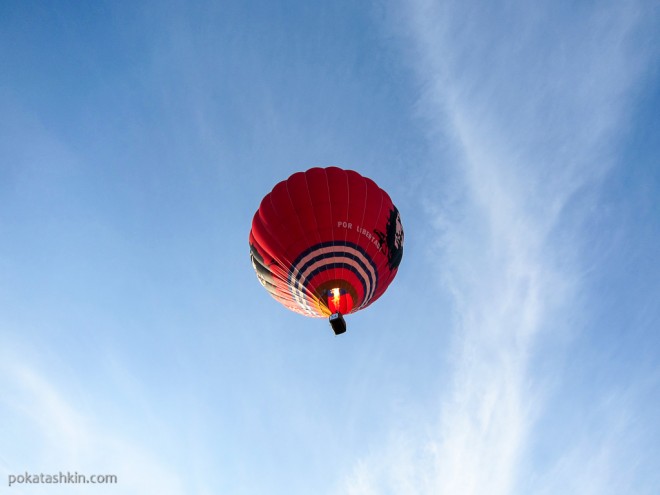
[329,313,347,335]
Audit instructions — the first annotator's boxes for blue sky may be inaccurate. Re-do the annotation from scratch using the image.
[1,1,658,494]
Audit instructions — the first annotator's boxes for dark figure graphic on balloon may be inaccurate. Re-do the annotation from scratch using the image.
[375,206,404,271]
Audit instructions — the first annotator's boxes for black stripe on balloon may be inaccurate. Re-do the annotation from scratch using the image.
[287,241,379,312]
[290,257,362,314]
[293,250,376,298]
[291,240,375,267]
[288,247,376,314]
[297,261,368,304]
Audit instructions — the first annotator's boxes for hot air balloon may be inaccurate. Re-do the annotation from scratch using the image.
[249,166,404,335]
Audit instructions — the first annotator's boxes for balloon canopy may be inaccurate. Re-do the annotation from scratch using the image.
[249,166,404,322]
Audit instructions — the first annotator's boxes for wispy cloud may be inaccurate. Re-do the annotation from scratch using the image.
[0,354,188,495]
[339,0,655,493]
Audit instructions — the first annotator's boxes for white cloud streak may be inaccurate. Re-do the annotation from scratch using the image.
[340,0,655,493]
[0,355,188,495]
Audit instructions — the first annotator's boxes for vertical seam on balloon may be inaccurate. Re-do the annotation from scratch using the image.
[253,199,302,311]
[333,168,346,297]
[303,169,323,311]
[371,190,396,309]
[285,173,317,314]
[323,167,336,309]
[265,194,295,279]
[340,168,349,296]
[260,184,313,315]
[364,186,386,309]
[352,171,369,308]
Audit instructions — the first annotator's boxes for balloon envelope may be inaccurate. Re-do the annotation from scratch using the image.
[249,167,404,318]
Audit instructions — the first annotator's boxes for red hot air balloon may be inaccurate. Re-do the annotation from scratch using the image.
[249,167,404,334]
